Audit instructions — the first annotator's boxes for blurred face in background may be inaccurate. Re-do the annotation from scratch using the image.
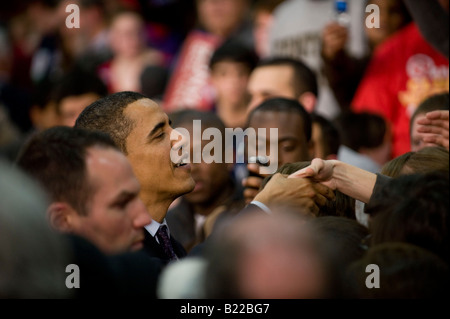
[361,124,392,166]
[247,65,296,112]
[252,9,274,58]
[210,61,251,105]
[248,110,312,168]
[180,122,232,206]
[196,0,250,37]
[365,0,410,49]
[26,1,66,34]
[30,101,60,131]
[58,93,101,127]
[109,12,146,58]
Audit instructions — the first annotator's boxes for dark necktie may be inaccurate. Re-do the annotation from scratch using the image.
[156,225,178,261]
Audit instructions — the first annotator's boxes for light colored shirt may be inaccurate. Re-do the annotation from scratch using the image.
[144,219,171,244]
[338,145,381,174]
[250,200,271,214]
[194,214,207,239]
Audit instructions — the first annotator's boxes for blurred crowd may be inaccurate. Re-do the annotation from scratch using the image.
[0,0,449,299]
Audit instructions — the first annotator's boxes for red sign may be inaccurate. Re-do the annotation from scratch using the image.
[162,30,221,112]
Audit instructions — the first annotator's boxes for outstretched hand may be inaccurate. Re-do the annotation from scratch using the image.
[288,158,339,190]
[254,173,335,215]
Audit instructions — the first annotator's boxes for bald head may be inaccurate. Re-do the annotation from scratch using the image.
[204,211,327,298]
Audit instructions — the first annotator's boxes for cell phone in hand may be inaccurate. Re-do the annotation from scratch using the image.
[248,155,270,177]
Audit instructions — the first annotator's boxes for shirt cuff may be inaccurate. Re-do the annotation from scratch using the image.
[250,200,271,214]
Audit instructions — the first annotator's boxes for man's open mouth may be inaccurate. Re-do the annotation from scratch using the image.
[175,161,188,168]
[172,151,190,168]
[174,154,189,168]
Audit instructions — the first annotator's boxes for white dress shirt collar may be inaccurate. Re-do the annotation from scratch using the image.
[144,219,170,239]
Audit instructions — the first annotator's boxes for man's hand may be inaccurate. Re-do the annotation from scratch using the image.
[288,158,339,190]
[321,22,348,60]
[417,110,449,150]
[254,173,335,215]
[242,163,270,205]
[288,158,377,203]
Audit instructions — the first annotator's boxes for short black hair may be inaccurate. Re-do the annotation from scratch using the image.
[140,65,169,100]
[51,68,108,113]
[169,109,230,156]
[311,113,340,157]
[169,109,226,135]
[75,91,147,153]
[256,57,318,98]
[32,68,107,112]
[209,38,259,72]
[247,97,312,142]
[16,126,118,215]
[333,111,386,151]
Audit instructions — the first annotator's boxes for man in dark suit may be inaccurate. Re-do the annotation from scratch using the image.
[1,161,163,299]
[75,92,337,262]
[16,126,152,256]
[11,129,164,298]
[75,92,194,262]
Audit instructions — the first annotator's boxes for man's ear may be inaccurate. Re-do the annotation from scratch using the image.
[299,92,317,113]
[47,202,78,233]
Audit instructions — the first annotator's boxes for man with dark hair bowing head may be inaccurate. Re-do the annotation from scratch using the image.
[75,91,334,261]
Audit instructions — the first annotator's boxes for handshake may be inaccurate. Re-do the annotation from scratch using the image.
[243,158,378,216]
[242,158,335,216]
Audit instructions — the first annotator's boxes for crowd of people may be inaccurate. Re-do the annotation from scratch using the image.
[0,0,449,299]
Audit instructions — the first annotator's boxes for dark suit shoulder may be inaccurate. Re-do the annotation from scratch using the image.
[108,251,164,298]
